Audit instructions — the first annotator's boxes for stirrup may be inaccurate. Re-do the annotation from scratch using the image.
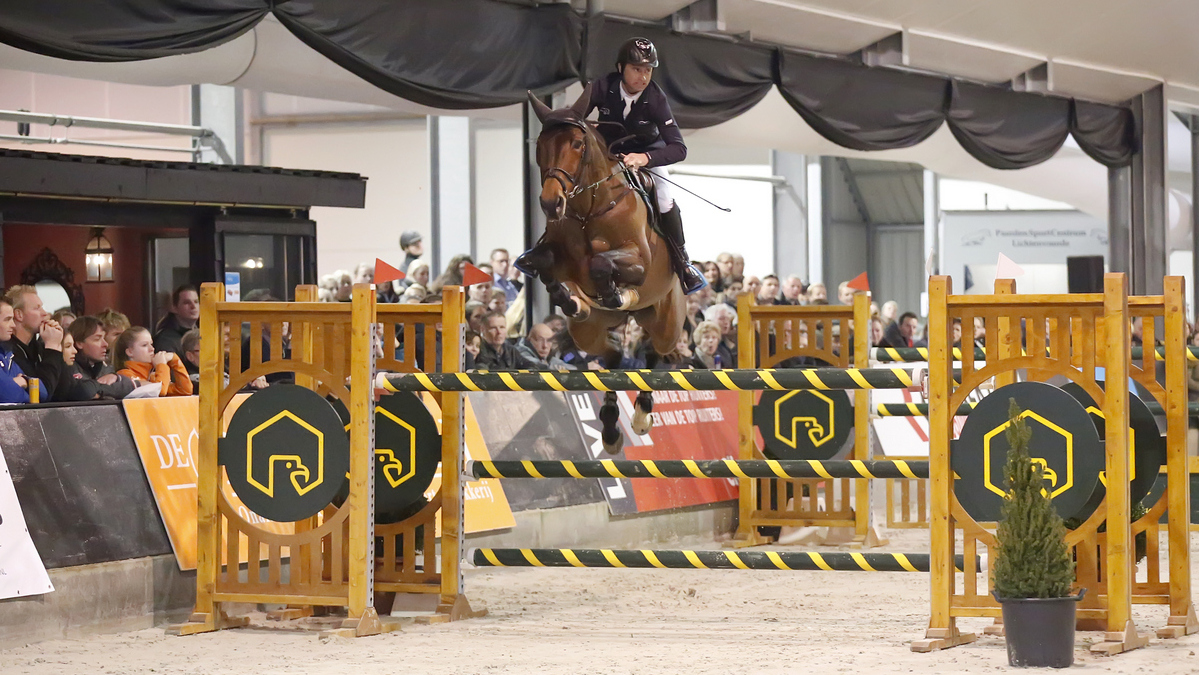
[513,251,538,278]
[680,263,707,295]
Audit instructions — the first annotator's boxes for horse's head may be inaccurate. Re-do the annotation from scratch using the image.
[529,89,604,221]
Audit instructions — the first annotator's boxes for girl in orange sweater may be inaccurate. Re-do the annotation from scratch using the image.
[114,327,193,396]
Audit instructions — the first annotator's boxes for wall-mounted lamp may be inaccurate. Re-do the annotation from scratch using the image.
[85,228,113,282]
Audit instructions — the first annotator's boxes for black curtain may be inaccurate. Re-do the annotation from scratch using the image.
[0,2,1139,168]
[585,19,774,130]
[947,81,1071,170]
[1071,100,1138,168]
[776,51,949,151]
[0,0,266,61]
[275,0,582,109]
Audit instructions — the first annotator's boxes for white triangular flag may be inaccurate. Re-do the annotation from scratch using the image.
[995,252,1025,279]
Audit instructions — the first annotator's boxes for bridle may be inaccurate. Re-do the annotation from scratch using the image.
[538,121,632,223]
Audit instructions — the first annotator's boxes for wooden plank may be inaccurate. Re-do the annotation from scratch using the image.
[1163,276,1197,635]
[439,286,465,607]
[1100,273,1143,649]
[852,292,872,546]
[347,284,376,619]
[216,302,354,314]
[734,292,759,546]
[212,593,350,605]
[925,276,954,642]
[946,293,1104,307]
[194,282,224,628]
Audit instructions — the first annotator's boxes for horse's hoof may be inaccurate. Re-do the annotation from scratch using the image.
[602,433,625,455]
[631,409,653,436]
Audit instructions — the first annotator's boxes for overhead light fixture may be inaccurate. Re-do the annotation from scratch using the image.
[242,257,264,269]
[85,228,113,282]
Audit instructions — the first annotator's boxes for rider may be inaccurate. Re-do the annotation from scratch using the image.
[564,37,707,295]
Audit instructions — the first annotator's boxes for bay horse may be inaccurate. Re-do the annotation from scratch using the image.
[520,90,686,454]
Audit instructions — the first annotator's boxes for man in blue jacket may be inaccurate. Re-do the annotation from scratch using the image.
[0,296,45,403]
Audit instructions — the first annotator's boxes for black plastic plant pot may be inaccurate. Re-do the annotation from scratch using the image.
[993,590,1086,668]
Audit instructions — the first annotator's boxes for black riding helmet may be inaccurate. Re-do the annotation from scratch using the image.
[617,37,659,69]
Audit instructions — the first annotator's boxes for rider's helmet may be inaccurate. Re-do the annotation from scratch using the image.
[616,37,659,70]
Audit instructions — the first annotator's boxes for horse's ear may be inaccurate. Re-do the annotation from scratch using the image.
[527,91,551,123]
[569,82,591,119]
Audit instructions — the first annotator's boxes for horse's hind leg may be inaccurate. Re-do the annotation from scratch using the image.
[599,391,624,455]
[631,391,654,436]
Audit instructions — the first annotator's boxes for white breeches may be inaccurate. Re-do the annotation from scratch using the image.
[647,166,674,213]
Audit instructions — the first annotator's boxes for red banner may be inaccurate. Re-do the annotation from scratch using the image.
[568,389,740,514]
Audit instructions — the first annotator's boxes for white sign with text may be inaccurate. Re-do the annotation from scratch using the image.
[0,444,53,599]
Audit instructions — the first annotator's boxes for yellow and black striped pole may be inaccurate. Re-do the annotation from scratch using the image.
[467,459,929,480]
[870,347,980,363]
[381,367,936,393]
[469,548,976,572]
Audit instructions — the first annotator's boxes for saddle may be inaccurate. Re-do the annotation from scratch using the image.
[623,166,662,235]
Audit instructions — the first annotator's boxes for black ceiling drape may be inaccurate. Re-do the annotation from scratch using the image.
[0,1,1139,168]
[947,81,1071,170]
[777,51,949,151]
[1071,100,1139,167]
[584,19,774,130]
[275,0,582,109]
[0,0,265,61]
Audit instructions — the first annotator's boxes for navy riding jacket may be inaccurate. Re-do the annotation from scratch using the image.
[585,72,687,169]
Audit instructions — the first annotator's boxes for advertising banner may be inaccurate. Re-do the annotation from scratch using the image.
[468,391,603,512]
[0,444,53,599]
[567,389,740,515]
[421,394,516,533]
[123,395,294,571]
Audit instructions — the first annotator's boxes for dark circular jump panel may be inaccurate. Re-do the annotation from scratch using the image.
[952,381,1104,523]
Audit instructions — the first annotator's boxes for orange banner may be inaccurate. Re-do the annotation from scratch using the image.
[422,393,516,534]
[123,396,294,571]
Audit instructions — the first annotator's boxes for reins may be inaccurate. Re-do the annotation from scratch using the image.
[538,123,634,224]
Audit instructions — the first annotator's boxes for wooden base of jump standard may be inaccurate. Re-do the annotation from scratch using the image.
[169,607,402,639]
[910,627,978,652]
[167,610,250,636]
[318,608,403,639]
[1088,620,1150,656]
[414,595,488,625]
[1156,607,1199,639]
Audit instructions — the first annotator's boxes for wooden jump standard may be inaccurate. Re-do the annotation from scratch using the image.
[914,274,1197,656]
[466,459,929,480]
[469,548,975,572]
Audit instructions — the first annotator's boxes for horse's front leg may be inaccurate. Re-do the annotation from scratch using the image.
[589,245,646,310]
[517,242,587,319]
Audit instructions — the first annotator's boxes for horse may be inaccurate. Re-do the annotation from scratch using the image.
[520,90,686,454]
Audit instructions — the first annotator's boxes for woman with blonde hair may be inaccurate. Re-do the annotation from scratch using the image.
[689,321,724,369]
[113,326,192,396]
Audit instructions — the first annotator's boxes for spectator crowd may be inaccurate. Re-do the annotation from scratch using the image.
[9,229,1199,406]
[313,233,942,374]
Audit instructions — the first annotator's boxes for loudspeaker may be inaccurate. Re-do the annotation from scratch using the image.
[1067,256,1104,293]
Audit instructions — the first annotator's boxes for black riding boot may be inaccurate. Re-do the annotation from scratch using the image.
[658,204,706,294]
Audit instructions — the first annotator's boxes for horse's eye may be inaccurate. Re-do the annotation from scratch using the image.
[572,140,584,150]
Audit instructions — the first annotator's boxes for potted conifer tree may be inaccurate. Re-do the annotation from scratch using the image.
[991,400,1085,668]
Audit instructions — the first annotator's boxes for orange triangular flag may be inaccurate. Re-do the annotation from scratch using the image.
[846,271,870,293]
[462,263,492,287]
[374,258,405,284]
